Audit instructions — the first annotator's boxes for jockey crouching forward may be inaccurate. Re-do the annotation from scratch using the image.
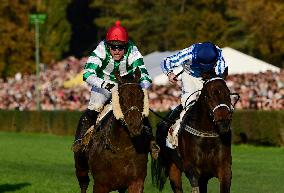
[158,42,228,149]
[72,21,160,159]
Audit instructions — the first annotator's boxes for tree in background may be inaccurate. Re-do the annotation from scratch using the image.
[0,0,71,78]
[0,0,283,79]
[0,1,35,78]
[90,0,230,53]
[66,0,98,58]
[40,0,71,65]
[226,0,284,68]
[162,0,229,50]
[90,0,283,68]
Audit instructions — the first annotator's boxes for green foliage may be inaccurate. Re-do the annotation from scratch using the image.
[0,0,283,77]
[0,110,283,146]
[0,110,81,135]
[0,1,36,77]
[0,0,71,78]
[231,110,284,146]
[226,0,284,67]
[88,0,284,69]
[41,0,71,64]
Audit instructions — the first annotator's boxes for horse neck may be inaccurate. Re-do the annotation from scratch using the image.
[109,117,148,153]
[185,98,215,132]
[110,118,132,141]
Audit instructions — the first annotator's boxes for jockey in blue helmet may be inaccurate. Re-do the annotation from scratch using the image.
[159,42,228,149]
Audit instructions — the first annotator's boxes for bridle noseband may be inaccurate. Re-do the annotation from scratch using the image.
[118,82,143,116]
[117,82,145,129]
[203,77,239,124]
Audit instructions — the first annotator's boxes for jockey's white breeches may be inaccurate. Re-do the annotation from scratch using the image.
[166,72,204,149]
[88,86,111,112]
[181,72,204,108]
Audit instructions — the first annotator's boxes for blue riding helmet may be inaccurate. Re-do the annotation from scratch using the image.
[195,42,218,65]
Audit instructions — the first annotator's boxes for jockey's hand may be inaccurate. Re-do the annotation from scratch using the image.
[167,72,178,84]
[102,81,115,91]
[201,72,211,80]
[105,83,115,91]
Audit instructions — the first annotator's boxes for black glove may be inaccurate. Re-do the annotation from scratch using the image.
[101,81,115,91]
[201,72,212,80]
[105,83,115,91]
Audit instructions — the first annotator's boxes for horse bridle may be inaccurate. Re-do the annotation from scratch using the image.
[117,82,144,127]
[203,78,240,124]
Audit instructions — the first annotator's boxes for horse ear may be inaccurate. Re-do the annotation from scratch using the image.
[114,70,122,83]
[134,68,141,82]
[222,67,228,80]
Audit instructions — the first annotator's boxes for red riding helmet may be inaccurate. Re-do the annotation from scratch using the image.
[106,20,129,43]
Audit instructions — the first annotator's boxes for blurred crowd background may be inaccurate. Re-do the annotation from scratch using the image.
[1,1,283,112]
[0,57,283,112]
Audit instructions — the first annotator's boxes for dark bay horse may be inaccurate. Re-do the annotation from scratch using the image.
[74,68,151,193]
[153,77,239,193]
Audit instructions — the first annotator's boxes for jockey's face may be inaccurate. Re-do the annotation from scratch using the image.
[109,44,126,61]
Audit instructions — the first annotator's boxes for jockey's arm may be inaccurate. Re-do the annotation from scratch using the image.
[161,46,194,85]
[161,46,193,75]
[83,55,114,91]
[138,64,152,89]
[214,53,228,80]
[129,48,152,89]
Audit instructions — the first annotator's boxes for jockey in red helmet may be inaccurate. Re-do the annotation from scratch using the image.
[72,21,160,159]
[106,20,129,43]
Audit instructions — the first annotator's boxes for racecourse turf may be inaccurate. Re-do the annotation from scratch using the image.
[0,131,283,193]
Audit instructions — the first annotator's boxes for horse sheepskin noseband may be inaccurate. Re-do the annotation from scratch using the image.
[112,89,149,120]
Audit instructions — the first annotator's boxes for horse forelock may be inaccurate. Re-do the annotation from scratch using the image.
[202,77,229,99]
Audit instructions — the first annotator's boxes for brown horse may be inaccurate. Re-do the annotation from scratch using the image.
[152,77,239,193]
[74,68,151,193]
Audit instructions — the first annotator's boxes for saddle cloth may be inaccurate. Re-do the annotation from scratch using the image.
[82,103,112,146]
[166,110,186,149]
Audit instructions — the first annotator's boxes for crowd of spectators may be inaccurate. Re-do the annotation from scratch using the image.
[0,57,89,111]
[0,57,283,111]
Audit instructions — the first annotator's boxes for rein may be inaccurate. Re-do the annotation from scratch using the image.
[118,82,139,87]
[184,125,219,137]
[149,108,176,124]
[183,77,239,137]
[203,78,240,124]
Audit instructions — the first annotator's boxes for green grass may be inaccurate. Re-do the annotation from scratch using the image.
[0,131,283,193]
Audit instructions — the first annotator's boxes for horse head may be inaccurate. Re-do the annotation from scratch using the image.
[200,77,236,134]
[112,68,149,137]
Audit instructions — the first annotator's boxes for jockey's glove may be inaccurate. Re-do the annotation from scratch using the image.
[101,81,115,92]
[140,81,151,89]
